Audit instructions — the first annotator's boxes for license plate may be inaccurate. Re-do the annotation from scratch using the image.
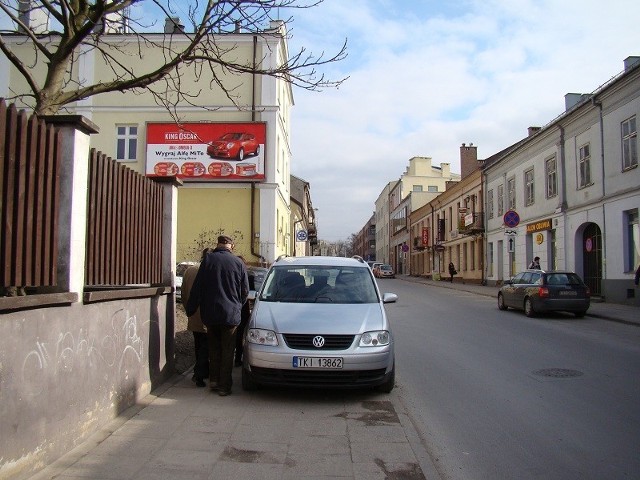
[293,356,343,369]
[559,290,578,296]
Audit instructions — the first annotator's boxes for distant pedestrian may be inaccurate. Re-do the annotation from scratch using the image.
[528,257,541,269]
[181,248,214,388]
[448,262,457,282]
[635,263,640,286]
[186,236,249,396]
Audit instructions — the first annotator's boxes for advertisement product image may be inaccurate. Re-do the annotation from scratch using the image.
[146,122,267,182]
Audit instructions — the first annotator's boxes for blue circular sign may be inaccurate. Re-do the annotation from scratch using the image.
[296,230,308,241]
[503,210,520,228]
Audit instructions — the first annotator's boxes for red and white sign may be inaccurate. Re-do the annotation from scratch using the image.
[145,122,266,182]
[421,227,429,247]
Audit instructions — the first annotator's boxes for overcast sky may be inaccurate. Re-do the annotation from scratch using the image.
[286,0,640,241]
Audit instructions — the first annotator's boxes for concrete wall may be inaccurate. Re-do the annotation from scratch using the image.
[0,294,174,480]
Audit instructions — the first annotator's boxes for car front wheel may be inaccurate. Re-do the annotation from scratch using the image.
[237,148,245,160]
[498,293,508,310]
[524,297,535,317]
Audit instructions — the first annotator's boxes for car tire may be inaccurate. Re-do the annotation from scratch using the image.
[574,311,587,318]
[237,148,245,161]
[254,145,260,156]
[498,293,508,310]
[241,367,259,391]
[377,365,395,393]
[524,297,535,317]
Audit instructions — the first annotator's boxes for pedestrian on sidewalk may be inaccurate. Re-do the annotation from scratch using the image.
[528,257,541,269]
[634,263,640,286]
[181,248,213,388]
[186,235,249,396]
[448,262,457,283]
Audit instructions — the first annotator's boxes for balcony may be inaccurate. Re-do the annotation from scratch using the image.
[459,212,484,235]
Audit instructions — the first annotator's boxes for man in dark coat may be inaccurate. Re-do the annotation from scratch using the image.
[186,235,249,396]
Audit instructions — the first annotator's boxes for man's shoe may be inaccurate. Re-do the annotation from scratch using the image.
[218,389,231,396]
[195,379,206,388]
[209,383,219,392]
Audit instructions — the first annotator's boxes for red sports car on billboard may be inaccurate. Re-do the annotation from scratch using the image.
[207,132,261,161]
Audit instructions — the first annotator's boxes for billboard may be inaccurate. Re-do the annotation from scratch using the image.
[145,122,266,182]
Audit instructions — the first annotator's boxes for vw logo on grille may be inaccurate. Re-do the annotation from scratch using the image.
[312,336,325,348]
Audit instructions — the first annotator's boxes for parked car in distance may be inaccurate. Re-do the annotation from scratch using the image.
[376,264,395,278]
[497,270,591,317]
[207,132,260,160]
[242,255,397,393]
[175,261,198,302]
[370,262,383,276]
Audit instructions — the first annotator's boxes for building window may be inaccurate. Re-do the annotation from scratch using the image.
[626,209,639,272]
[507,177,516,211]
[413,185,423,192]
[487,189,494,219]
[524,168,535,206]
[488,242,493,277]
[427,185,438,192]
[545,156,557,198]
[578,143,591,188]
[622,116,637,170]
[497,184,504,216]
[116,125,138,162]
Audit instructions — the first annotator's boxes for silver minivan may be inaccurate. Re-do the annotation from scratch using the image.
[242,256,397,392]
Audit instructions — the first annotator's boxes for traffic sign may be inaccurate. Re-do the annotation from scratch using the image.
[503,210,520,228]
[296,230,308,241]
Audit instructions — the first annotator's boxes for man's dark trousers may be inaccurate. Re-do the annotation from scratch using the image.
[207,324,238,392]
[192,331,209,381]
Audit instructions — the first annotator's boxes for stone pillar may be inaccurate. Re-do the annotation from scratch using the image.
[42,115,99,299]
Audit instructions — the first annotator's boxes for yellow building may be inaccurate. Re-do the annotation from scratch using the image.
[0,18,294,265]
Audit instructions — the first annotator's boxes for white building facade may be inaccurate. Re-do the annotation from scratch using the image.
[484,57,640,305]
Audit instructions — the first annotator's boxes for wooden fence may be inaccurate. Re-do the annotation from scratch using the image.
[0,98,61,288]
[1,98,165,291]
[85,149,165,286]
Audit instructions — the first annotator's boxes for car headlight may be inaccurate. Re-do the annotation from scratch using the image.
[226,142,235,149]
[247,328,278,346]
[359,330,390,347]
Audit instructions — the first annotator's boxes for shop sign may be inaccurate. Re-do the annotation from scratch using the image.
[526,218,552,234]
[421,227,429,246]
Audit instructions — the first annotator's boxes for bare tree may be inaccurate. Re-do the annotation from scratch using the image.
[0,0,348,116]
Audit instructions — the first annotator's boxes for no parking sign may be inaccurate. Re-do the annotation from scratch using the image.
[296,230,308,241]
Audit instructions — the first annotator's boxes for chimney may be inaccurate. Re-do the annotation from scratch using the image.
[164,16,184,34]
[459,143,478,179]
[18,0,51,33]
[564,93,589,111]
[624,56,640,71]
[528,126,541,137]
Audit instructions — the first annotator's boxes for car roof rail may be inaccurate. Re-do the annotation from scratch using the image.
[275,254,289,262]
[351,255,365,263]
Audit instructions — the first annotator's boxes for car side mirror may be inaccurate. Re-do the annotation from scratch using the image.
[382,293,398,304]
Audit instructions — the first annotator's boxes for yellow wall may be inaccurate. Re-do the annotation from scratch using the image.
[177,187,260,263]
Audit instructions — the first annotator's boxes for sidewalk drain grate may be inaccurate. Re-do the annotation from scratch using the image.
[533,368,583,378]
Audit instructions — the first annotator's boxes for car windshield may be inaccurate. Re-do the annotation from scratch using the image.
[260,265,379,304]
[381,265,392,271]
[220,133,242,140]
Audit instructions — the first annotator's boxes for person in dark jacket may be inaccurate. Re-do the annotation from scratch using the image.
[635,263,640,286]
[186,235,249,396]
[448,262,457,282]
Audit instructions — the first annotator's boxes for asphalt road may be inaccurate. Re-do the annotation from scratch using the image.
[383,278,640,480]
